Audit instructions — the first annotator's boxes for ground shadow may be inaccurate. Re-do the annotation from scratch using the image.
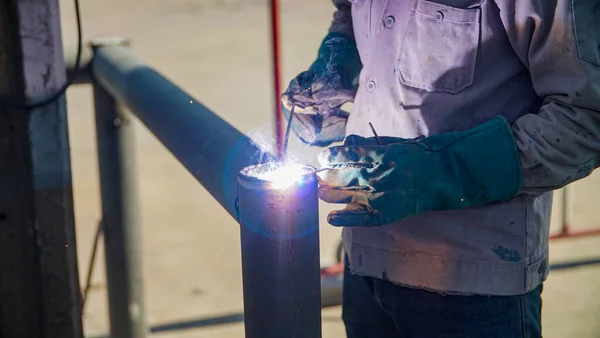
[87,312,245,338]
[549,257,600,271]
[87,255,600,337]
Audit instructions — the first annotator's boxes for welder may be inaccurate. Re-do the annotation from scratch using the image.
[281,1,600,337]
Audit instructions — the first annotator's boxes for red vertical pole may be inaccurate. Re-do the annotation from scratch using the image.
[269,0,284,159]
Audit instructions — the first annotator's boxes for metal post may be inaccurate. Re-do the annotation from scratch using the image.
[0,0,83,337]
[237,164,322,338]
[92,38,148,338]
[320,266,344,308]
[561,186,571,233]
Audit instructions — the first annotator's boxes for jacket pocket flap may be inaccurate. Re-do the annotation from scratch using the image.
[416,1,480,23]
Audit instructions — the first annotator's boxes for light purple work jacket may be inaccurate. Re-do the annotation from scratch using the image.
[329,0,600,295]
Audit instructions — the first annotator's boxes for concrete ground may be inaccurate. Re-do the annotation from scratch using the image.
[59,0,600,337]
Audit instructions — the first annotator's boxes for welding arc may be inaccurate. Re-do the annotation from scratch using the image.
[282,103,295,161]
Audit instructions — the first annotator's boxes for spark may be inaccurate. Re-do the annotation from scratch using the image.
[255,162,309,189]
[247,127,277,155]
[244,127,325,189]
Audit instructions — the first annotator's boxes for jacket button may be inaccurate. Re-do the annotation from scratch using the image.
[383,15,395,28]
[434,11,444,22]
[366,80,376,92]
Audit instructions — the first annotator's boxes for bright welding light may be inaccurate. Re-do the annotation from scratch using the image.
[255,163,310,190]
[244,128,320,189]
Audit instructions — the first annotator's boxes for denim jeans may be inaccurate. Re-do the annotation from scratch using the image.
[342,258,543,338]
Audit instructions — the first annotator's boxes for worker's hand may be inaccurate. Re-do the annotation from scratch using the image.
[281,32,362,147]
[317,116,523,227]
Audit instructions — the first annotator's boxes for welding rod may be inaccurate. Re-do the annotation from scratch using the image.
[301,167,329,179]
[282,104,295,161]
[368,122,384,145]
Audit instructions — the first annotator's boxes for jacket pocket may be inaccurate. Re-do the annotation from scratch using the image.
[572,0,600,66]
[397,1,481,94]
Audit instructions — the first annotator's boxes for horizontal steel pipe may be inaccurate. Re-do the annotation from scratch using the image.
[64,43,93,84]
[90,44,274,218]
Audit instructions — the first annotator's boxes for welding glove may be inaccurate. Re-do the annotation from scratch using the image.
[281,32,362,146]
[317,116,523,227]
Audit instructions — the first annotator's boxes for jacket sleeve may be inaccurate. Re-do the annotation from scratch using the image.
[328,0,354,38]
[495,0,600,195]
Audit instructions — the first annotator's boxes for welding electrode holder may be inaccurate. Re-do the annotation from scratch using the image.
[236,164,322,338]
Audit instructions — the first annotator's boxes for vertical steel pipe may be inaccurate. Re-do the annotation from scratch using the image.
[237,164,322,338]
[93,38,148,338]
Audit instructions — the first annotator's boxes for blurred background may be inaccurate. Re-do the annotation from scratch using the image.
[59,0,600,337]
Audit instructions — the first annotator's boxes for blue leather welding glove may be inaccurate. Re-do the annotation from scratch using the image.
[317,116,523,227]
[281,32,362,147]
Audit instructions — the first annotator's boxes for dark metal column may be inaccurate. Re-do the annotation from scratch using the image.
[92,38,148,338]
[0,0,83,337]
[237,164,322,338]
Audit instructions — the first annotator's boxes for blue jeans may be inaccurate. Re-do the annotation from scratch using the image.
[342,259,542,338]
